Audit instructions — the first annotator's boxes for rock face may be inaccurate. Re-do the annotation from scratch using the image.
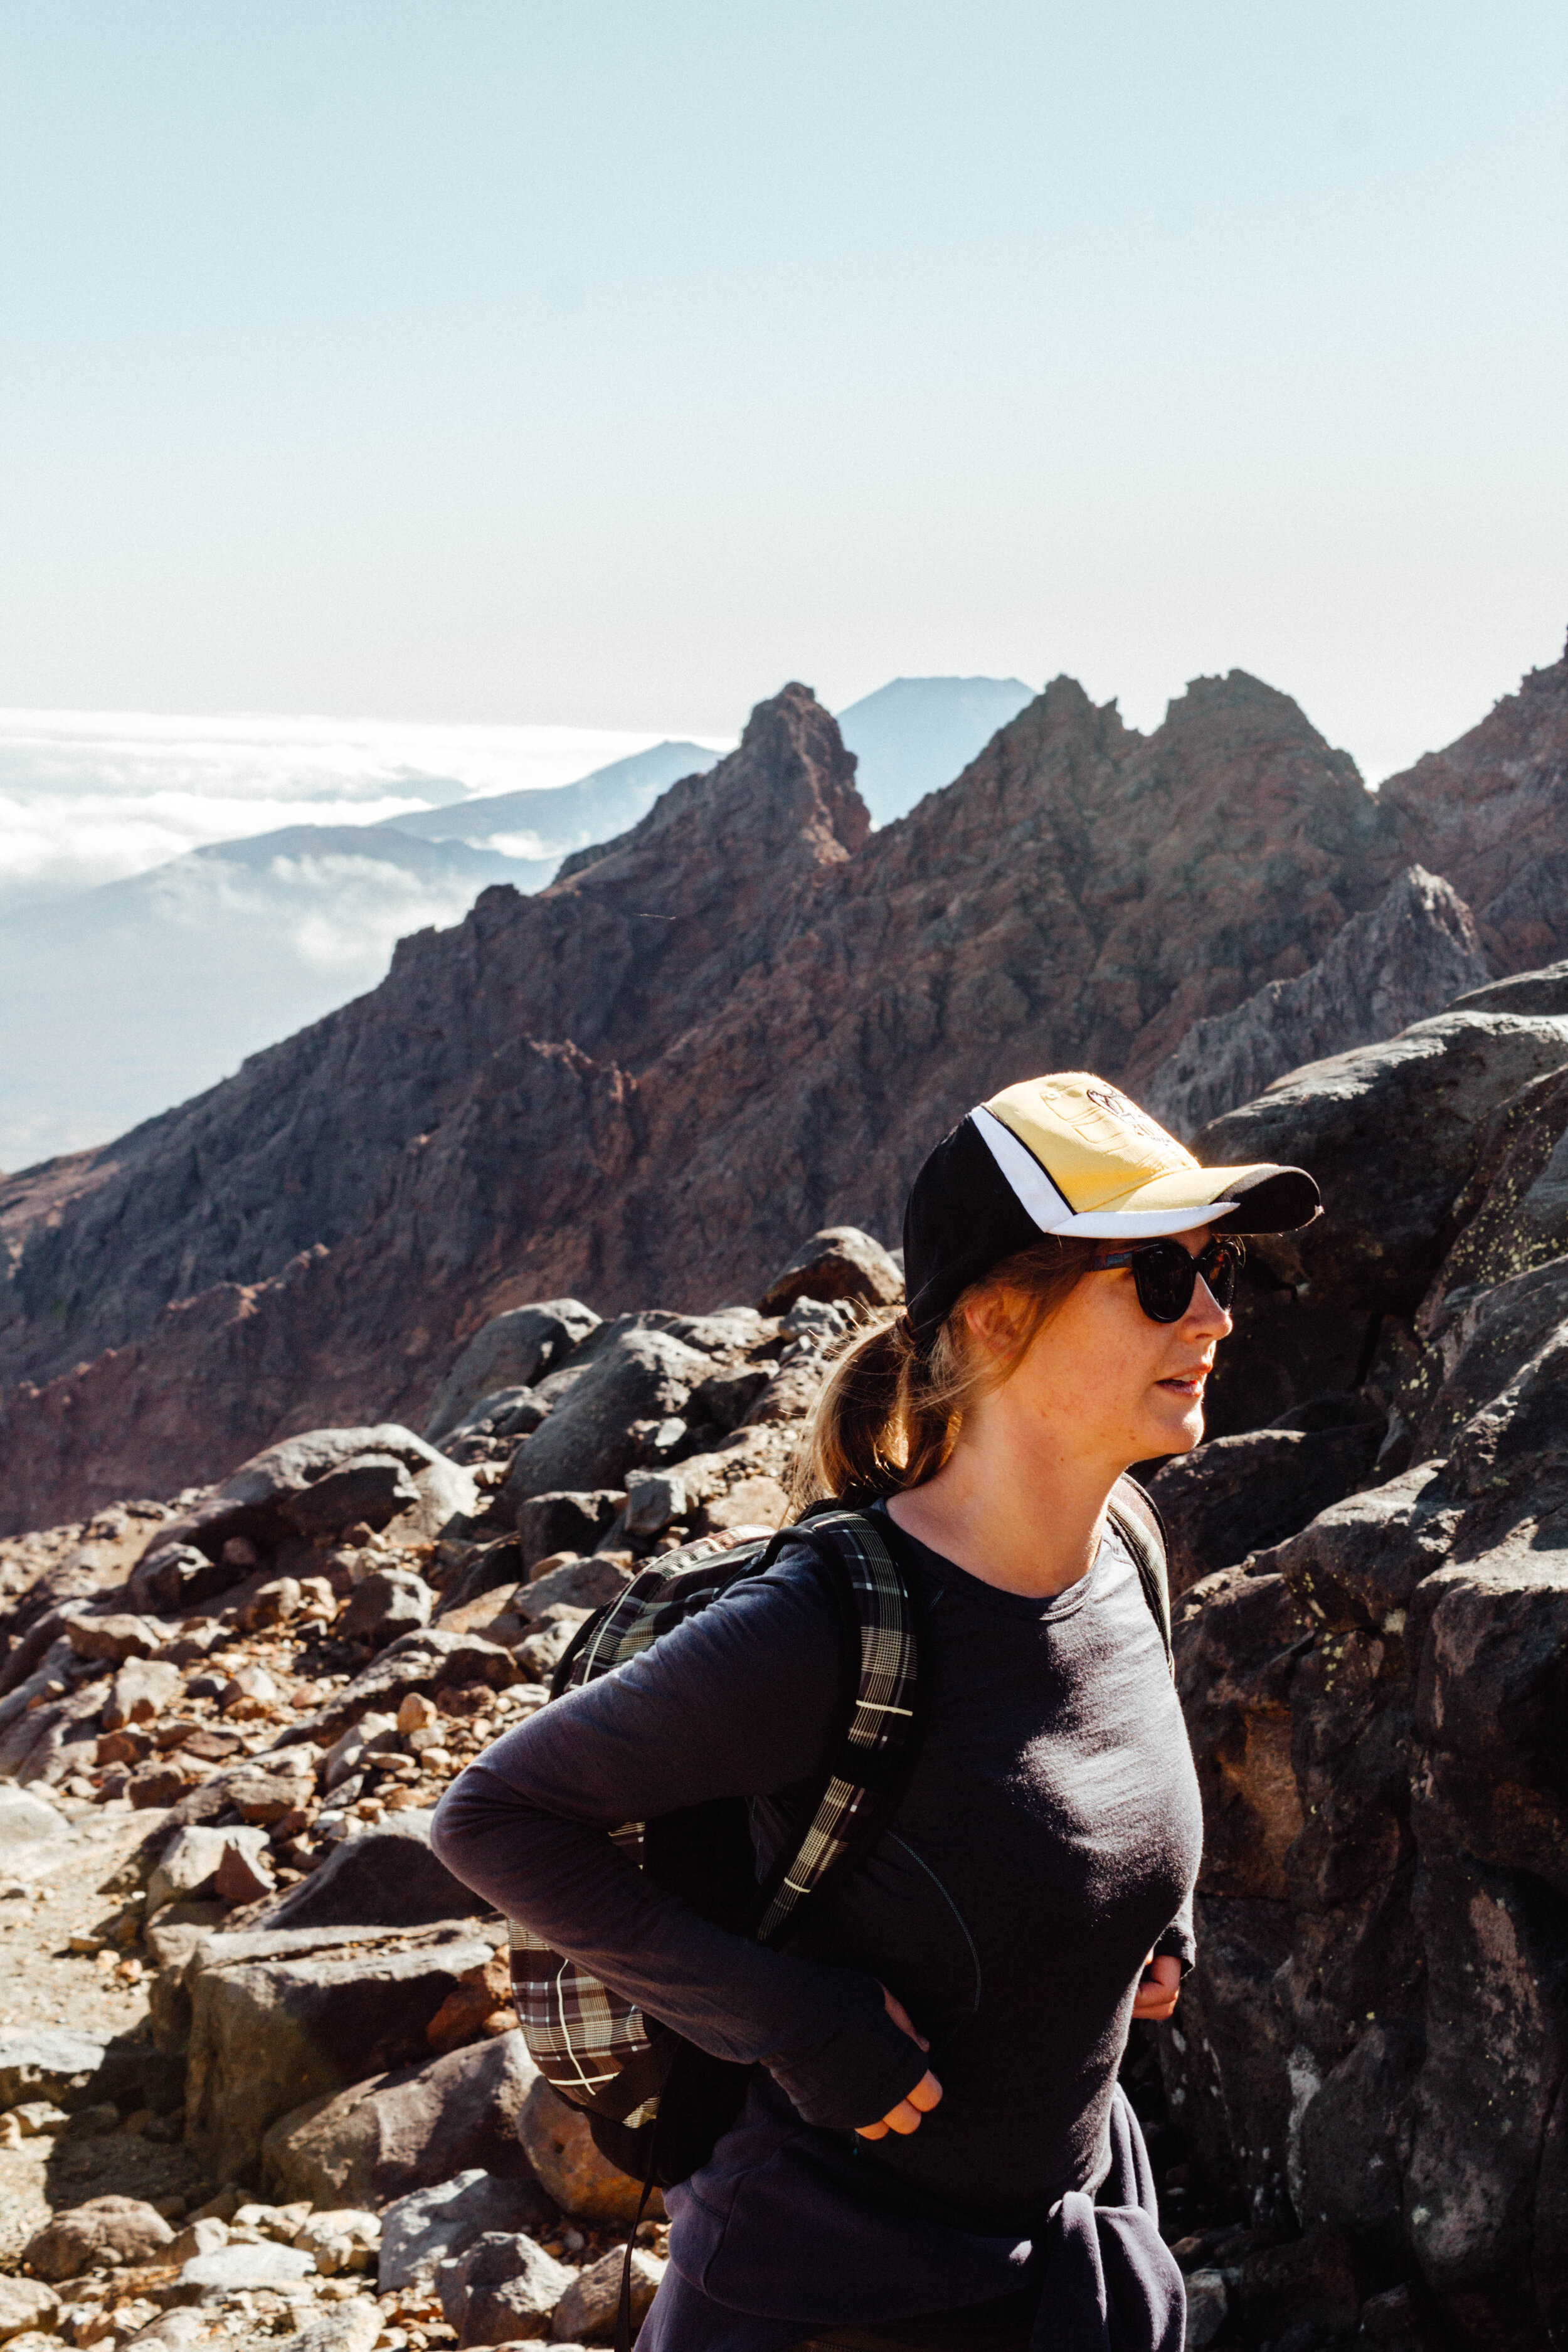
[1154,978,1568,2347]
[1143,866,1491,1140]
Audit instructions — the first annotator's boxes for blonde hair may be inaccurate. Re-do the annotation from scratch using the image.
[789,1236,1101,1508]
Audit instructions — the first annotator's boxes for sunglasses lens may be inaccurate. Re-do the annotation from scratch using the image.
[1129,1239,1242,1320]
[1130,1244,1196,1322]
[1201,1241,1240,1311]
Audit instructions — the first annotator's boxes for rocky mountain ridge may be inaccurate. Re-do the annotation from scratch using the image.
[3,645,1567,1533]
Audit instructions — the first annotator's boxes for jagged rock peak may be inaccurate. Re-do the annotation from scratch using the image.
[553,681,866,889]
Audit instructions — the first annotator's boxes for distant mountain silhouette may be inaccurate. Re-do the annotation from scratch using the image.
[835,675,1036,826]
[378,739,721,862]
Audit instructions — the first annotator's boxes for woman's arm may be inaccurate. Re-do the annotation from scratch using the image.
[431,1553,931,2133]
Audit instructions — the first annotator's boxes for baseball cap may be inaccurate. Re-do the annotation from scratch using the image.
[903,1072,1320,1348]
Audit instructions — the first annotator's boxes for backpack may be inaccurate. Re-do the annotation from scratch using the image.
[507,1480,1172,2195]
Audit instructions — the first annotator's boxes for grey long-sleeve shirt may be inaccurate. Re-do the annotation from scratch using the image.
[432,1510,1200,2220]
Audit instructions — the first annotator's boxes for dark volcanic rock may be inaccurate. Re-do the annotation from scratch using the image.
[501,1324,711,1502]
[144,1426,476,1564]
[1195,1006,1568,1318]
[422,1299,600,1444]
[512,1490,623,1570]
[257,1814,489,1931]
[757,1225,904,1316]
[1147,1394,1386,1597]
[263,2030,544,2213]
[1160,968,1568,2342]
[1144,866,1490,1140]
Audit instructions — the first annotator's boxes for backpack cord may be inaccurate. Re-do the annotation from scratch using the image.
[616,2128,663,2352]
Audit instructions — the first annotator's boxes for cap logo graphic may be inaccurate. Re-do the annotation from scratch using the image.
[1036,1078,1192,1182]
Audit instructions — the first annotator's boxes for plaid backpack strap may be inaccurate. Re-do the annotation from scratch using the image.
[1108,1473,1172,1663]
[748,1508,922,1946]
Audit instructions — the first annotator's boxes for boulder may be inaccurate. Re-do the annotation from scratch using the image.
[423,1302,602,1445]
[339,1569,435,1650]
[514,1494,623,1571]
[63,1612,166,1664]
[320,1713,400,1793]
[174,2241,317,2298]
[757,1225,904,1316]
[624,1471,686,1537]
[0,2280,58,2342]
[183,1922,497,2181]
[436,2231,575,2346]
[103,1656,183,1730]
[425,1951,514,2055]
[700,1476,790,1535]
[1145,1396,1386,1598]
[141,1426,477,1564]
[378,2169,556,2291]
[1448,960,1568,1017]
[502,1330,711,1504]
[0,2028,109,2112]
[262,2028,546,2210]
[290,2208,379,2274]
[215,1830,276,1905]
[148,1826,231,1914]
[442,1387,553,1456]
[513,1555,631,1621]
[552,2246,666,2342]
[0,1789,66,1851]
[516,2077,657,2227]
[128,1545,242,1613]
[514,1611,588,1683]
[269,2307,382,2352]
[257,1815,490,1932]
[21,2195,174,2280]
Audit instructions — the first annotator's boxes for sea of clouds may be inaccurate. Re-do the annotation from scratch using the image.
[0,706,685,903]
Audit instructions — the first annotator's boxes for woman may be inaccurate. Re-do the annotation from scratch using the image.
[432,1073,1319,2351]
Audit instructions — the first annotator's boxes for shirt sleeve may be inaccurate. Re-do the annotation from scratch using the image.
[430,1549,931,2132]
[1153,1887,1195,1973]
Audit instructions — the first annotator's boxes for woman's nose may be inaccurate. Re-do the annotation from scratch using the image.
[1189,1276,1232,1336]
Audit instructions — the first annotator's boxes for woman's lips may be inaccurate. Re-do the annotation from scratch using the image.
[1157,1370,1208,1394]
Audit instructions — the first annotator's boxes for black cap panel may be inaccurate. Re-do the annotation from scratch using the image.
[903,1114,1042,1350]
[1207,1166,1321,1234]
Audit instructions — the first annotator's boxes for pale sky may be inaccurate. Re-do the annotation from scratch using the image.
[2,0,1565,781]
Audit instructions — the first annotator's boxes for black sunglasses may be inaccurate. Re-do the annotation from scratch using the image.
[1089,1234,1244,1323]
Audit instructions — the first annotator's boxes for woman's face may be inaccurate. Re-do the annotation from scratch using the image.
[971,1226,1232,1470]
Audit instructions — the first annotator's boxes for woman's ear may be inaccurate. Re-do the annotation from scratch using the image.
[961,1283,1027,1363]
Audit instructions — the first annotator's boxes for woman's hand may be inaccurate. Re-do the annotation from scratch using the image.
[855,1986,944,2140]
[1132,1952,1182,2021]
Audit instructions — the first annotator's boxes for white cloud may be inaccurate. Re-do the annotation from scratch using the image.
[0,707,726,901]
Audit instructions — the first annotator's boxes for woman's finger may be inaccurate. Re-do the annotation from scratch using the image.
[855,2067,943,2139]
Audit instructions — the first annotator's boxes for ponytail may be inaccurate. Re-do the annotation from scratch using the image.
[789,1235,1103,1508]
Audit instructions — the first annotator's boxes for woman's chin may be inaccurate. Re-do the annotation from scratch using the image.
[1140,1399,1205,1456]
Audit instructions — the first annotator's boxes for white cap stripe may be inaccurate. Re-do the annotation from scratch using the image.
[971,1103,1074,1229]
